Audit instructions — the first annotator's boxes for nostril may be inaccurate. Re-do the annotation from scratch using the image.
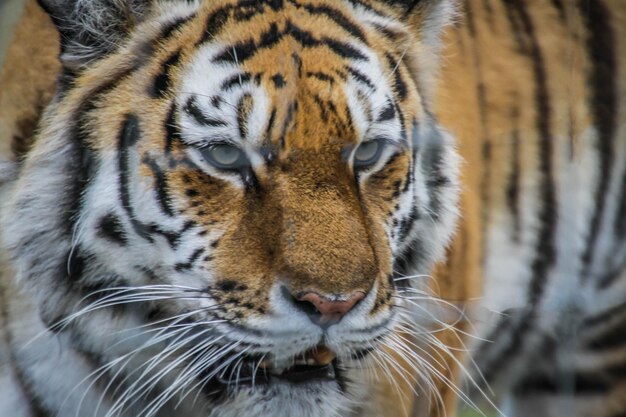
[293,298,321,317]
[291,290,367,325]
[281,286,322,317]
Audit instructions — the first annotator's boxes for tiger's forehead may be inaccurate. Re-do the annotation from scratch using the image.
[174,0,412,150]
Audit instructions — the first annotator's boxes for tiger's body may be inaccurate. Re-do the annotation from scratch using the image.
[0,1,625,417]
[437,3,626,415]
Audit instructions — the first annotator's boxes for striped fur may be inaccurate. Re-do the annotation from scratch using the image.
[0,1,462,417]
[435,1,626,416]
[1,1,625,417]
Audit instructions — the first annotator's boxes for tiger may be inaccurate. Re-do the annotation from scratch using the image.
[0,1,625,417]
[0,1,468,417]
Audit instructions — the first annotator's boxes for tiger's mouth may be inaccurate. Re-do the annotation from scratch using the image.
[213,345,338,387]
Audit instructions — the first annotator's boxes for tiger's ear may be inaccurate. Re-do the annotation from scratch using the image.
[380,0,458,34]
[380,0,458,103]
[37,0,152,70]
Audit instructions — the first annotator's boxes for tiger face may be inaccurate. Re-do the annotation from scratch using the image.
[1,0,459,415]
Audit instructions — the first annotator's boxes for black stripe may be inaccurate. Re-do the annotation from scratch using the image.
[65,67,137,237]
[508,0,557,303]
[377,100,396,122]
[422,132,450,220]
[346,0,387,17]
[346,66,376,90]
[236,93,253,140]
[371,23,403,42]
[158,15,195,42]
[198,5,233,45]
[197,0,282,45]
[312,95,329,122]
[300,27,367,61]
[78,274,126,304]
[299,3,367,41]
[143,156,175,217]
[118,115,153,242]
[478,90,491,250]
[7,364,53,416]
[150,50,181,99]
[213,21,367,64]
[614,169,626,239]
[584,300,626,327]
[465,0,493,268]
[585,316,626,351]
[292,52,303,77]
[550,0,566,21]
[478,310,535,384]
[183,96,228,127]
[384,53,408,100]
[464,0,477,37]
[97,213,128,245]
[306,71,335,84]
[483,0,495,29]
[392,237,426,288]
[398,204,419,243]
[598,261,626,289]
[506,106,521,242]
[578,0,618,282]
[164,102,180,153]
[280,100,298,145]
[513,369,612,395]
[175,248,206,271]
[66,144,97,236]
[149,224,182,248]
[502,0,529,53]
[66,245,94,283]
[265,107,277,141]
[213,22,280,63]
[221,72,252,91]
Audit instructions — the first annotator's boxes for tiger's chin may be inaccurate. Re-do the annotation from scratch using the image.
[200,346,369,417]
[214,345,339,386]
[206,369,357,417]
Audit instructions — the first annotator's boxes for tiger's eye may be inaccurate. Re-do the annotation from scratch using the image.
[354,140,383,168]
[203,144,245,169]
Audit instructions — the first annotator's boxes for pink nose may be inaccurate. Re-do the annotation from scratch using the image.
[297,291,366,324]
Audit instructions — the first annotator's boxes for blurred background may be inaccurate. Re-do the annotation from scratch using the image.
[0,0,24,66]
[0,1,497,416]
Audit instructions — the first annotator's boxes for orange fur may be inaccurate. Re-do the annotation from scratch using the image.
[2,1,625,417]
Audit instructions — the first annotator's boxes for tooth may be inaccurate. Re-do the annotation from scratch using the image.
[309,346,336,366]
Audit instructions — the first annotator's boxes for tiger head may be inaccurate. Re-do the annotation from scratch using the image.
[2,0,459,415]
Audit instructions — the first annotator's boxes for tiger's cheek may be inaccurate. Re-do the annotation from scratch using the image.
[360,151,413,308]
[195,185,278,318]
[362,152,413,238]
[169,169,238,222]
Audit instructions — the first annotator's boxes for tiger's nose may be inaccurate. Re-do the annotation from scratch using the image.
[294,291,366,325]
